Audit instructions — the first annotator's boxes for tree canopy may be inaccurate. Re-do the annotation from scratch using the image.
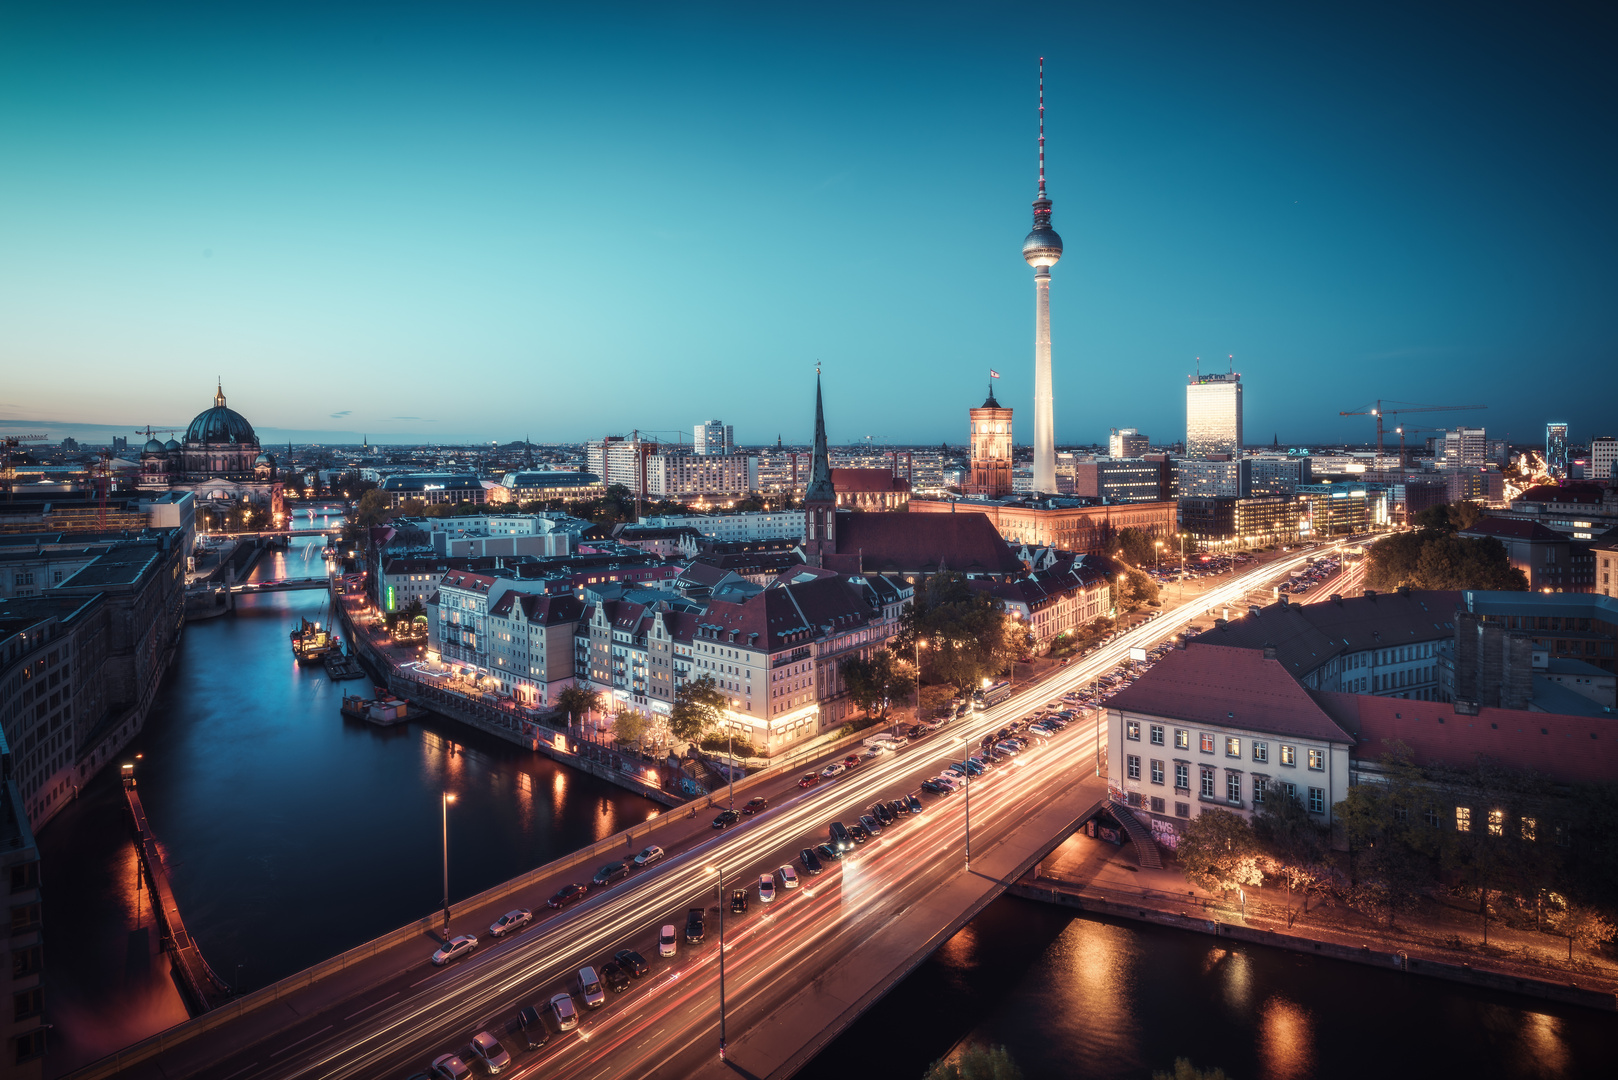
[669,674,730,744]
[839,649,915,721]
[923,1044,1024,1080]
[1363,506,1527,592]
[1177,808,1264,894]
[898,573,1019,692]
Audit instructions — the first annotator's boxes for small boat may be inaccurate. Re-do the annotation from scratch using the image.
[290,618,338,664]
[341,690,411,726]
[323,650,367,681]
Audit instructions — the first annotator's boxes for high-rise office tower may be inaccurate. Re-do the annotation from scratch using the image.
[1590,436,1618,482]
[1444,427,1489,470]
[967,382,1014,498]
[1022,59,1062,495]
[693,420,733,456]
[1108,428,1149,458]
[1185,371,1243,459]
[1546,422,1569,477]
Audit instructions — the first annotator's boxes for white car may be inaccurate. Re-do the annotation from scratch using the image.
[550,992,579,1031]
[633,845,664,867]
[658,923,678,957]
[488,909,532,938]
[431,934,477,966]
[430,1054,471,1080]
[778,865,800,890]
[577,966,606,1009]
[469,1031,511,1075]
[758,874,776,903]
[820,762,846,779]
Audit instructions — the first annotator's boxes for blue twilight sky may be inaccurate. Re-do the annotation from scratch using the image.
[1,1,1614,449]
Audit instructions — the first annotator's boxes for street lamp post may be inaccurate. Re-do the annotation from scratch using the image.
[728,699,739,810]
[705,863,728,1060]
[440,792,456,934]
[960,735,971,868]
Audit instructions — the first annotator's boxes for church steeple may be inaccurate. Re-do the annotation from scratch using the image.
[802,366,838,566]
[213,379,226,408]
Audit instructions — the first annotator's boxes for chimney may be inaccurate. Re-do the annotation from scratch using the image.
[1365,589,1377,601]
[1397,585,1410,597]
[1248,605,1261,618]
[1214,618,1229,630]
[1262,644,1277,660]
[1331,593,1342,605]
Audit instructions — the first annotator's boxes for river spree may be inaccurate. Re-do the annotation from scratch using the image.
[801,896,1613,1080]
[40,538,659,1074]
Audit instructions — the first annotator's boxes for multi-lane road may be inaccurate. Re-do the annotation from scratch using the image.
[93,545,1342,1080]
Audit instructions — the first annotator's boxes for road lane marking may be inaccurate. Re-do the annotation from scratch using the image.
[343,991,400,1021]
[268,1024,333,1057]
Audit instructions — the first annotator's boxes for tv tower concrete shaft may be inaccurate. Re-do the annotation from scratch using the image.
[1033,266,1055,492]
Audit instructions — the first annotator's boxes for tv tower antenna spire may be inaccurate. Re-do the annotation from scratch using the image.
[1038,56,1047,198]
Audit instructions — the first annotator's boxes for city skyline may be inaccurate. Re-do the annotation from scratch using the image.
[3,3,1614,447]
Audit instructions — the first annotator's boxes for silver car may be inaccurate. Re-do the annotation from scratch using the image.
[549,991,578,1031]
[469,1031,511,1074]
[488,909,532,938]
[577,966,606,1009]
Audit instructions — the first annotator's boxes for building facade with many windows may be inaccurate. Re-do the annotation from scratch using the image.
[1185,372,1243,459]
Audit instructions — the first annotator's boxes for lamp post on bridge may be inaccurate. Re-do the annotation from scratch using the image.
[440,792,456,934]
[705,862,728,1060]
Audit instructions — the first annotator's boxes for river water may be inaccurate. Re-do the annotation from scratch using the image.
[37,526,1615,1078]
[40,526,660,1074]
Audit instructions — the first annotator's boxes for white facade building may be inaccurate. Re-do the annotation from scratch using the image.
[693,420,734,456]
[640,510,806,542]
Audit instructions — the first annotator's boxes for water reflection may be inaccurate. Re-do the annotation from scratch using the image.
[42,585,655,1071]
[802,899,1611,1080]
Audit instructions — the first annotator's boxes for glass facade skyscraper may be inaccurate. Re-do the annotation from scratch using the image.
[1546,422,1569,477]
[1185,373,1243,459]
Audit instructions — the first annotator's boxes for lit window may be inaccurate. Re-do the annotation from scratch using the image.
[1225,736,1240,758]
[1308,748,1325,771]
[1126,721,1140,742]
[1521,816,1537,842]
[1200,733,1215,754]
[1488,809,1504,837]
[1174,729,1190,750]
[1252,741,1268,763]
[1280,744,1296,766]
[1456,807,1471,832]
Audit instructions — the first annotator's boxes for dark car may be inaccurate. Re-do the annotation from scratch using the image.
[919,778,946,794]
[848,823,870,845]
[814,842,844,862]
[685,907,706,944]
[730,889,749,914]
[906,724,927,739]
[799,847,824,875]
[888,798,910,818]
[546,883,588,909]
[742,796,769,816]
[711,809,741,830]
[905,793,924,815]
[614,948,649,978]
[516,1005,551,1050]
[591,862,629,888]
[859,814,883,836]
[798,772,821,789]
[871,803,895,826]
[601,961,631,993]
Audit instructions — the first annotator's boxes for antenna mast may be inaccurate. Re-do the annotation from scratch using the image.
[1038,57,1046,197]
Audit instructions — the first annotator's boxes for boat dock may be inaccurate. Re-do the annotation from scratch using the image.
[324,651,366,681]
[123,775,232,1015]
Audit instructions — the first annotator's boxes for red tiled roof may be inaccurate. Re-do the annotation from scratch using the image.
[1516,483,1607,505]
[831,468,910,493]
[439,571,497,594]
[1312,691,1618,785]
[1108,644,1354,743]
[829,511,1023,576]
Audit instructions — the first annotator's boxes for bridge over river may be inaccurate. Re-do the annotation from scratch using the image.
[65,552,1328,1080]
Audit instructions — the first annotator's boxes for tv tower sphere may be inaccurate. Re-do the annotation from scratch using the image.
[1022,213,1063,268]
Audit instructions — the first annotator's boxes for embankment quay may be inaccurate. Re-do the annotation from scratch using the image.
[63,551,1329,1080]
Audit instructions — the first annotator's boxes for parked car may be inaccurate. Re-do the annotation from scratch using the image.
[778,864,800,890]
[871,802,895,826]
[431,935,477,966]
[488,909,532,938]
[799,847,824,875]
[430,1054,471,1080]
[730,889,749,914]
[547,883,588,909]
[742,796,769,815]
[601,961,630,994]
[859,814,883,836]
[905,793,924,815]
[549,992,578,1032]
[819,762,846,779]
[798,772,822,788]
[469,1031,511,1075]
[919,778,946,794]
[592,862,630,888]
[685,907,707,943]
[658,924,678,957]
[888,798,911,818]
[633,845,664,867]
[813,842,844,862]
[758,874,776,903]
[711,809,740,830]
[848,823,870,844]
[842,755,862,770]
[516,1005,550,1050]
[614,948,649,978]
[577,966,606,1009]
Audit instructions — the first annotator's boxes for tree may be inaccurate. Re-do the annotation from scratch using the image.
[923,1044,1024,1080]
[1334,747,1436,927]
[1114,567,1159,612]
[1152,1061,1233,1080]
[554,685,600,729]
[1548,898,1618,963]
[1254,785,1328,924]
[839,649,915,722]
[355,489,391,528]
[899,573,1017,692]
[612,708,649,750]
[1176,808,1264,895]
[1364,531,1526,591]
[669,674,729,745]
[1117,527,1156,568]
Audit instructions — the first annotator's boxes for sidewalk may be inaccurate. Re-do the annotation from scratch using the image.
[1031,829,1618,1005]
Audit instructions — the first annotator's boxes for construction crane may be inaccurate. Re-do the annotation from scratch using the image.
[1391,424,1449,469]
[1338,400,1486,460]
[2,434,49,501]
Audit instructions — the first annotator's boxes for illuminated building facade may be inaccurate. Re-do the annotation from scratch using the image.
[966,384,1014,498]
[1546,422,1570,478]
[1185,372,1244,459]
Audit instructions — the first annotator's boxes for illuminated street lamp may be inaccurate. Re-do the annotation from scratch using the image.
[704,862,728,1060]
[440,793,456,933]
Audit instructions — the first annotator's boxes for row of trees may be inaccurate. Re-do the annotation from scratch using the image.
[1364,499,1527,591]
[1174,748,1618,959]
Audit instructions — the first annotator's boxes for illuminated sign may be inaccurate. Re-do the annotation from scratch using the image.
[386,585,396,611]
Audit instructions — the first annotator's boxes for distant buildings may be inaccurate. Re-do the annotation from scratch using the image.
[379,474,487,509]
[1176,457,1249,499]
[1296,481,1388,537]
[1108,428,1150,459]
[1442,427,1489,470]
[495,470,603,504]
[1458,518,1596,593]
[134,383,284,526]
[584,437,758,499]
[1546,421,1570,478]
[1495,483,1618,541]
[1071,458,1169,503]
[1185,371,1243,459]
[910,496,1176,555]
[1178,495,1301,549]
[693,420,734,456]
[1588,436,1617,483]
[641,510,806,543]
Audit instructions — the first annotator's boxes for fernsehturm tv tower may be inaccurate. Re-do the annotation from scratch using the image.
[1022,58,1062,495]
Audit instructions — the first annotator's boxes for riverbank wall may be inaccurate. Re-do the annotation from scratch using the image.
[1007,879,1618,1012]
